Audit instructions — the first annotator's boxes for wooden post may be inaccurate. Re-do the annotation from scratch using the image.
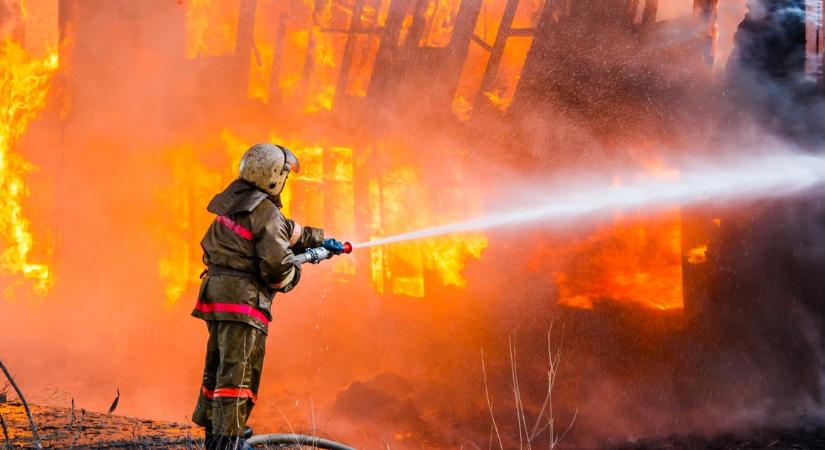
[445,0,484,98]
[642,0,658,26]
[235,0,258,91]
[366,0,411,99]
[268,13,287,103]
[474,0,521,105]
[333,0,367,108]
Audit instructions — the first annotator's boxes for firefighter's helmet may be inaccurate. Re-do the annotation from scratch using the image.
[239,144,300,196]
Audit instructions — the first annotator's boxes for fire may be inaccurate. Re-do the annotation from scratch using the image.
[156,144,223,305]
[556,213,684,311]
[367,165,487,296]
[158,131,486,303]
[0,39,57,295]
[185,0,240,58]
[452,0,541,115]
[554,157,685,311]
[420,0,462,48]
[687,244,708,264]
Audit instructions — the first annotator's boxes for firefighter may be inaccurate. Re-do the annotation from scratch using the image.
[191,143,344,450]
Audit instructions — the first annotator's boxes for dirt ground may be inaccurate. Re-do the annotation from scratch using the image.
[608,424,825,450]
[2,398,824,449]
[0,401,201,449]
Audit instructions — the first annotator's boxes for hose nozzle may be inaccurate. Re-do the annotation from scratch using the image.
[294,241,352,265]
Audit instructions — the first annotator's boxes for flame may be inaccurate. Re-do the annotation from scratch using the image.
[172,1,686,309]
[0,39,57,295]
[557,213,684,311]
[156,144,223,305]
[687,244,708,264]
[158,131,486,302]
[368,165,487,297]
[452,0,539,115]
[420,0,462,48]
[185,0,240,58]
[555,158,685,311]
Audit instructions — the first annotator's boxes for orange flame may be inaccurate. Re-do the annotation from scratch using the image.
[185,0,240,58]
[687,244,708,264]
[557,214,684,311]
[158,131,486,303]
[0,39,57,296]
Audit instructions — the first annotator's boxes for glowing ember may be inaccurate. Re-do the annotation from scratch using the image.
[687,244,708,264]
[0,39,57,295]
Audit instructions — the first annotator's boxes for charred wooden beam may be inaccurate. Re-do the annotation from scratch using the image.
[301,1,327,89]
[268,13,287,103]
[404,0,430,53]
[474,0,521,106]
[693,0,717,21]
[334,0,367,108]
[508,0,558,114]
[443,0,484,102]
[470,34,492,52]
[446,0,484,61]
[58,0,76,57]
[642,0,658,25]
[235,0,258,88]
[693,0,718,65]
[367,0,411,99]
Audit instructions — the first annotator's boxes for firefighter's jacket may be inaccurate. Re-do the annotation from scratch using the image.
[192,179,324,333]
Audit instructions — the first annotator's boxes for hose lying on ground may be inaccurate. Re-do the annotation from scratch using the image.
[246,433,356,450]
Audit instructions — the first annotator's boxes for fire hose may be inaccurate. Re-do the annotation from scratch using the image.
[293,242,353,265]
[246,433,356,449]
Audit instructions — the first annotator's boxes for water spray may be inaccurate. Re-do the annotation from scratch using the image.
[350,152,825,249]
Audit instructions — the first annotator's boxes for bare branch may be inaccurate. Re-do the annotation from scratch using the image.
[553,408,578,449]
[107,389,120,415]
[0,412,11,450]
[481,349,504,450]
[0,358,41,449]
[529,371,552,441]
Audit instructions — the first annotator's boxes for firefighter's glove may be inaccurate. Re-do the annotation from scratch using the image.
[323,238,345,255]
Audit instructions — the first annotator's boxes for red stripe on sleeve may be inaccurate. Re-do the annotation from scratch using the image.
[216,215,253,241]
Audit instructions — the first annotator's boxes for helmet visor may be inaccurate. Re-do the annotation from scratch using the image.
[281,146,300,174]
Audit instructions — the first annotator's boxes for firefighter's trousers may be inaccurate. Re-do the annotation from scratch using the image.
[192,320,265,436]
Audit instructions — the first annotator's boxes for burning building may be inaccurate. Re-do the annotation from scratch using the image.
[1,0,824,448]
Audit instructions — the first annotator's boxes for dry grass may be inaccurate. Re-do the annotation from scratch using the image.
[482,323,577,450]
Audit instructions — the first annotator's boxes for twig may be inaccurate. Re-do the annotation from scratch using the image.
[0,412,11,450]
[107,388,120,414]
[554,408,578,448]
[508,334,530,450]
[0,358,41,449]
[69,398,78,449]
[480,349,504,450]
[310,396,317,437]
[529,370,553,441]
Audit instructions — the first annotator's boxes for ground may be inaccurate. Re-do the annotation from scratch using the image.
[608,425,825,450]
[2,399,825,449]
[0,401,200,449]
